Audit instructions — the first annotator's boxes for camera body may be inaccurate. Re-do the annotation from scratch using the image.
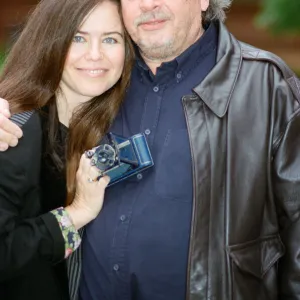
[91,132,154,186]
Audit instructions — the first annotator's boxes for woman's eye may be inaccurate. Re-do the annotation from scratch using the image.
[103,37,117,44]
[73,36,85,43]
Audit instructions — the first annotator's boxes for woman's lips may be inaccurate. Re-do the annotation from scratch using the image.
[77,68,108,78]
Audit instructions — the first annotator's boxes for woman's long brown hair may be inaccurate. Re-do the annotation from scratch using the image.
[0,0,135,205]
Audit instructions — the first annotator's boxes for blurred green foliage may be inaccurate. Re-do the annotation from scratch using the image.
[257,0,300,34]
[0,48,4,71]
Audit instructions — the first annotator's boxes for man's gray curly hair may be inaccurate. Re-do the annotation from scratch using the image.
[202,0,233,23]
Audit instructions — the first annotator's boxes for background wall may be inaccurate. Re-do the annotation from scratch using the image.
[0,0,36,44]
[0,0,299,72]
[226,2,300,71]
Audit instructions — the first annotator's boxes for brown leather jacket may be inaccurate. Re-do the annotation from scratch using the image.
[184,22,300,300]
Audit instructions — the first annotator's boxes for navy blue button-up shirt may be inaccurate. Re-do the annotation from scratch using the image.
[79,23,218,300]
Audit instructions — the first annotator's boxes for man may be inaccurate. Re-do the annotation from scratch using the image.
[1,0,300,299]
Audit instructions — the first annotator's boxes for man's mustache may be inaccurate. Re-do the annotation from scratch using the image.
[134,11,171,27]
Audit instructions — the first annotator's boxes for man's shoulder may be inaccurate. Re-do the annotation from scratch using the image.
[239,41,293,77]
[238,41,300,99]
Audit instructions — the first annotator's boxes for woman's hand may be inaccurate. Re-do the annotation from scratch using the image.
[65,152,110,229]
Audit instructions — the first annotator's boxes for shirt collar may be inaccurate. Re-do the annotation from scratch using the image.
[135,22,218,77]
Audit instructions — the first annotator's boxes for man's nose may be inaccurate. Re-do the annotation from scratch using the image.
[139,0,160,12]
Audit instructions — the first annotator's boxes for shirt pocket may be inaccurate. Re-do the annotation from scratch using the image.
[154,129,193,201]
[226,235,285,300]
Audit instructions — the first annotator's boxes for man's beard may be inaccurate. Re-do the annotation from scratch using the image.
[137,39,176,61]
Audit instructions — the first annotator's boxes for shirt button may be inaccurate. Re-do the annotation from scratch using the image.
[153,86,159,92]
[120,215,126,222]
[113,264,119,271]
[137,173,143,180]
[145,129,151,135]
[176,72,182,79]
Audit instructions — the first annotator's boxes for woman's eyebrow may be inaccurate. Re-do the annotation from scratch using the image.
[76,30,124,38]
[76,30,89,35]
[102,31,124,38]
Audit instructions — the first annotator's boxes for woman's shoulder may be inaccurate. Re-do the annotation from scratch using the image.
[11,110,43,142]
[1,110,43,168]
[10,110,42,133]
[0,110,43,193]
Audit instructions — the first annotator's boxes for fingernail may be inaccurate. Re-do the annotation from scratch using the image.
[15,130,23,138]
[0,143,8,151]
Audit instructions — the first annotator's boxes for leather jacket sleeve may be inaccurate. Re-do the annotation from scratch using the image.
[272,76,300,298]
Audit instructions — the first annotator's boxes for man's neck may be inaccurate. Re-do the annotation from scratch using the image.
[139,26,205,75]
[141,56,171,75]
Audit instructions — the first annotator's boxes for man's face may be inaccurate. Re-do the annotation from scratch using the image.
[121,0,209,62]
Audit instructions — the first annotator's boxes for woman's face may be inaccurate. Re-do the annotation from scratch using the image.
[60,1,125,104]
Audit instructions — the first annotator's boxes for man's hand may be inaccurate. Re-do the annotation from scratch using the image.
[0,98,23,151]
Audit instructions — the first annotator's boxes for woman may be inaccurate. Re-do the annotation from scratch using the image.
[0,0,134,299]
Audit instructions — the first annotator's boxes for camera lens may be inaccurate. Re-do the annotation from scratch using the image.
[93,144,116,171]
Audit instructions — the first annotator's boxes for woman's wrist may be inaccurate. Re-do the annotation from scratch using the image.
[50,207,81,258]
[65,202,95,230]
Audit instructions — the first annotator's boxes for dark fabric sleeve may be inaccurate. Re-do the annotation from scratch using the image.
[273,108,300,299]
[0,153,65,282]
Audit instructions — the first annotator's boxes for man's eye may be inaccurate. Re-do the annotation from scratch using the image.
[73,36,85,43]
[103,37,117,44]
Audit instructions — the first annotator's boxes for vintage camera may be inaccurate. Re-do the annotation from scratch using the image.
[89,132,154,186]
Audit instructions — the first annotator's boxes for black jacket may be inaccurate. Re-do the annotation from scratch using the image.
[0,112,69,300]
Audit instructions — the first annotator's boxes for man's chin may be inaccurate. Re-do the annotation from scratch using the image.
[138,41,175,61]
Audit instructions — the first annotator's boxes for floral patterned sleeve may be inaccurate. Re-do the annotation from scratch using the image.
[50,207,81,258]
